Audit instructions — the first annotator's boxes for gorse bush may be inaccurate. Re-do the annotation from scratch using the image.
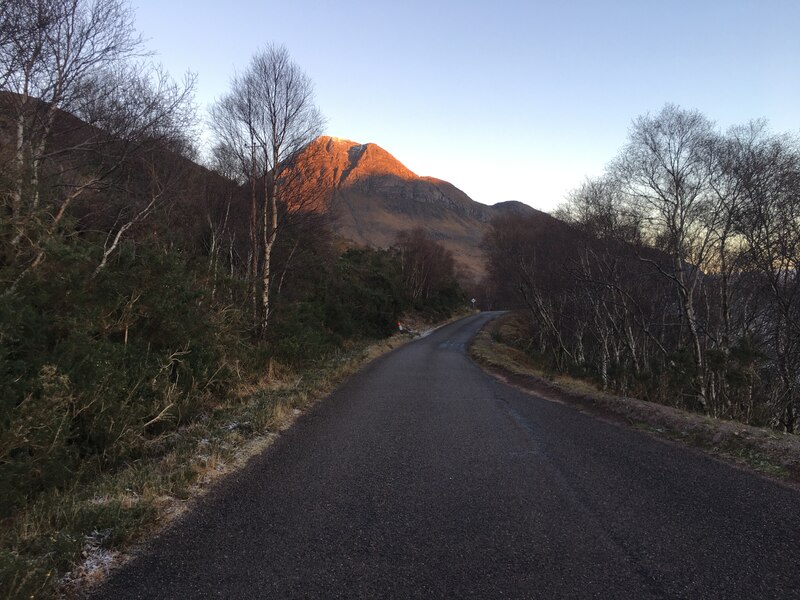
[326,248,407,339]
[268,246,464,363]
[0,233,245,517]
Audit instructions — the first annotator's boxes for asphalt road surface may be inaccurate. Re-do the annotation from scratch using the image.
[93,312,800,599]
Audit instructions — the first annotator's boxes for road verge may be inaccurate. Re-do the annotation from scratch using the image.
[470,312,800,487]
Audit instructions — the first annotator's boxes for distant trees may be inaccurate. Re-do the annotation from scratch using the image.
[395,228,454,301]
[556,176,639,243]
[491,104,800,432]
[395,228,464,317]
[210,44,324,335]
[485,212,591,371]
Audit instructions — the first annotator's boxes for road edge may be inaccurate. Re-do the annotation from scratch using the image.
[468,312,800,490]
[64,312,474,598]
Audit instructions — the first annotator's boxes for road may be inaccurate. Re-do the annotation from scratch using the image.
[93,312,800,599]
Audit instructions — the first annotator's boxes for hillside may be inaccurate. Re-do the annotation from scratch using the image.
[0,91,549,284]
[291,136,548,281]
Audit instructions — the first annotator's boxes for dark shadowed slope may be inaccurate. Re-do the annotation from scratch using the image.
[93,313,800,599]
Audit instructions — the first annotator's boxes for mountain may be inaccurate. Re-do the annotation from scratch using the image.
[291,136,547,282]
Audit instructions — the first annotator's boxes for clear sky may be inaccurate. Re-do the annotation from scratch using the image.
[131,0,800,212]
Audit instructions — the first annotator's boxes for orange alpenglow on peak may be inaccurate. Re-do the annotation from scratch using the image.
[310,135,417,185]
[290,135,543,283]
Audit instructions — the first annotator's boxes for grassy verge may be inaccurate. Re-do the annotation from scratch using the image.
[2,332,420,599]
[470,312,800,486]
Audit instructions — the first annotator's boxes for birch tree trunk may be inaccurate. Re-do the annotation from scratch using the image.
[261,174,278,333]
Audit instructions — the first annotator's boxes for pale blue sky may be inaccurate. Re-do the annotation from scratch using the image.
[132,0,800,211]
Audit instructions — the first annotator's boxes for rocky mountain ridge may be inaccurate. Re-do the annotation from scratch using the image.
[294,136,547,281]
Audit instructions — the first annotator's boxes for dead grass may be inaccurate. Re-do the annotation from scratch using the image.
[470,312,800,487]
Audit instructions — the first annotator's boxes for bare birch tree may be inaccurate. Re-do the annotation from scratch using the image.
[0,0,195,292]
[613,104,719,411]
[726,124,800,431]
[1,0,140,232]
[556,176,641,244]
[210,44,324,335]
